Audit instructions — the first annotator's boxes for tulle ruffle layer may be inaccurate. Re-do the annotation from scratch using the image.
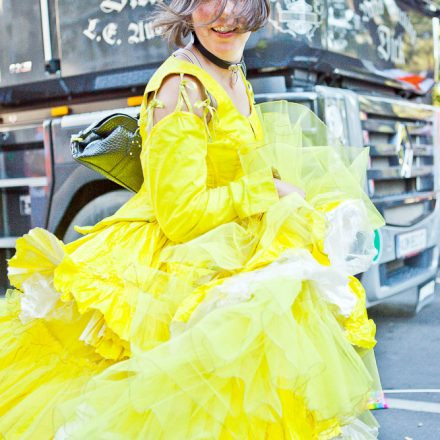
[0,101,383,438]
[55,262,376,439]
[0,290,112,439]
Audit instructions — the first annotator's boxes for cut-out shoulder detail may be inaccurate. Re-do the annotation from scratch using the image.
[152,73,208,126]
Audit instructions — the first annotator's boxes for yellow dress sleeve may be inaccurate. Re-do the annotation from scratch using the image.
[145,111,279,243]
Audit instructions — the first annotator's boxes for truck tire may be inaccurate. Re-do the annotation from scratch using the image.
[63,190,132,243]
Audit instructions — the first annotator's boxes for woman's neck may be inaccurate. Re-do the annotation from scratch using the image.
[185,43,243,89]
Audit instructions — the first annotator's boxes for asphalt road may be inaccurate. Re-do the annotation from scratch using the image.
[368,288,440,440]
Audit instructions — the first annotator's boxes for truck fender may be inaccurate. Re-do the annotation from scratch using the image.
[63,189,132,243]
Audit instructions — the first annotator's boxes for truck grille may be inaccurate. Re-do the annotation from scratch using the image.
[360,97,437,227]
[380,247,435,287]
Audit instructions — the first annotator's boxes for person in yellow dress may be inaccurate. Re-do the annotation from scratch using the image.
[0,0,385,438]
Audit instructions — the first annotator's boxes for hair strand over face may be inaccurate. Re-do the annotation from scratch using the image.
[151,0,271,48]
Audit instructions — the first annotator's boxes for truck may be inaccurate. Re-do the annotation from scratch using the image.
[0,0,439,310]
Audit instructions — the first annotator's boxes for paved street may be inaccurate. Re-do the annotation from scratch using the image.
[369,289,440,440]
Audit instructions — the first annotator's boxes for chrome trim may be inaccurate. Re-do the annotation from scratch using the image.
[434,17,440,83]
[367,166,433,180]
[0,177,48,188]
[359,94,436,118]
[369,144,433,157]
[362,119,432,134]
[371,191,436,206]
[0,238,18,249]
[39,0,53,64]
[254,92,318,102]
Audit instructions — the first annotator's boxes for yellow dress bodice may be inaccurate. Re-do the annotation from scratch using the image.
[142,55,264,184]
[79,55,278,239]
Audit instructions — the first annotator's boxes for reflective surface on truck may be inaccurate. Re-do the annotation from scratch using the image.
[323,0,435,93]
[1,0,438,107]
[358,95,439,300]
[0,0,46,87]
[0,123,50,289]
[57,0,168,77]
[362,98,436,227]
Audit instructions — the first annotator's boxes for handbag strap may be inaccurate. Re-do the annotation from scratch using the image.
[173,48,201,67]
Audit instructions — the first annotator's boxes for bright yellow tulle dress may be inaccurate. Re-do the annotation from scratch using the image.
[0,55,385,439]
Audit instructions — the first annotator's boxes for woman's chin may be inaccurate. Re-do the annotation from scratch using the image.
[206,32,244,60]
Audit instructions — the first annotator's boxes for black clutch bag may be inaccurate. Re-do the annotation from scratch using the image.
[70,113,143,192]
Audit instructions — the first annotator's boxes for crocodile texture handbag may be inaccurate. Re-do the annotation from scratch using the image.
[70,113,143,192]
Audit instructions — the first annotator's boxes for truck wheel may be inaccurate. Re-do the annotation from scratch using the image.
[63,190,132,243]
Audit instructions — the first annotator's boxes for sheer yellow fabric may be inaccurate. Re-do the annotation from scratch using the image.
[0,55,382,439]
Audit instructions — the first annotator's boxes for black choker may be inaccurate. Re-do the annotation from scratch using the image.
[192,32,247,77]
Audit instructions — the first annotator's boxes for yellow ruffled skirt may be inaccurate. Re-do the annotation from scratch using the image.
[0,102,384,439]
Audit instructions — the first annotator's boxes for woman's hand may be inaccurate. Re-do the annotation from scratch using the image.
[273,178,305,199]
